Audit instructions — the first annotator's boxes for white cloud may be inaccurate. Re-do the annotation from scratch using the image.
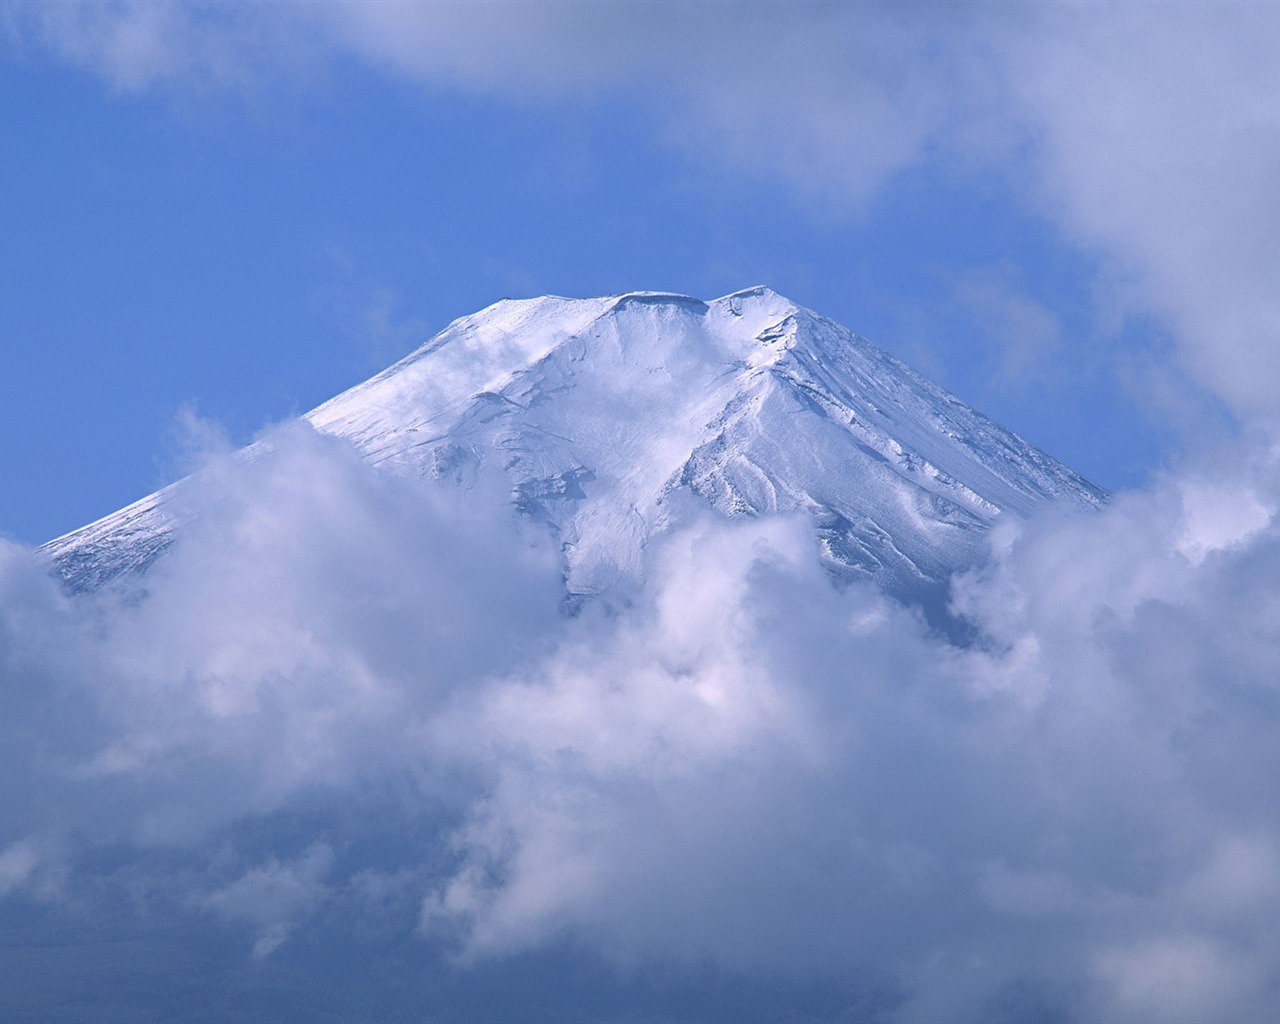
[15,2,1280,430]
[2,420,1278,1019]
[952,267,1067,388]
[0,840,40,898]
[202,843,334,958]
[400,439,1280,1019]
[0,422,563,856]
[994,4,1280,428]
[1092,933,1269,1024]
[4,2,953,204]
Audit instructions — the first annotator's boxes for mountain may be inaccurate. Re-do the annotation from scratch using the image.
[40,287,1105,624]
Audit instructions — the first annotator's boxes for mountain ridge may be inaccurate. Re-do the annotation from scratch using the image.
[41,287,1106,622]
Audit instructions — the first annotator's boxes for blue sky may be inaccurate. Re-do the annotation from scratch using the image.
[0,3,1218,545]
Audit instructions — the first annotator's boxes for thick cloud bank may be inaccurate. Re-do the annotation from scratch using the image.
[2,421,1280,1021]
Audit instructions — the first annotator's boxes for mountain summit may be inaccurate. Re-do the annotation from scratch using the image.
[42,288,1105,619]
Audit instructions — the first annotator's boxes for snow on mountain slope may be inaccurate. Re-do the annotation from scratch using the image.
[40,288,1105,618]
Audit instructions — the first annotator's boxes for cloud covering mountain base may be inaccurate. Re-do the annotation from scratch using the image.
[3,421,1280,1022]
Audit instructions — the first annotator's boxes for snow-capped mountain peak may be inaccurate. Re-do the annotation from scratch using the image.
[41,288,1105,622]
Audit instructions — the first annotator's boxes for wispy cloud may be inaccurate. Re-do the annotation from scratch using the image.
[951,267,1066,389]
[10,2,1280,429]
